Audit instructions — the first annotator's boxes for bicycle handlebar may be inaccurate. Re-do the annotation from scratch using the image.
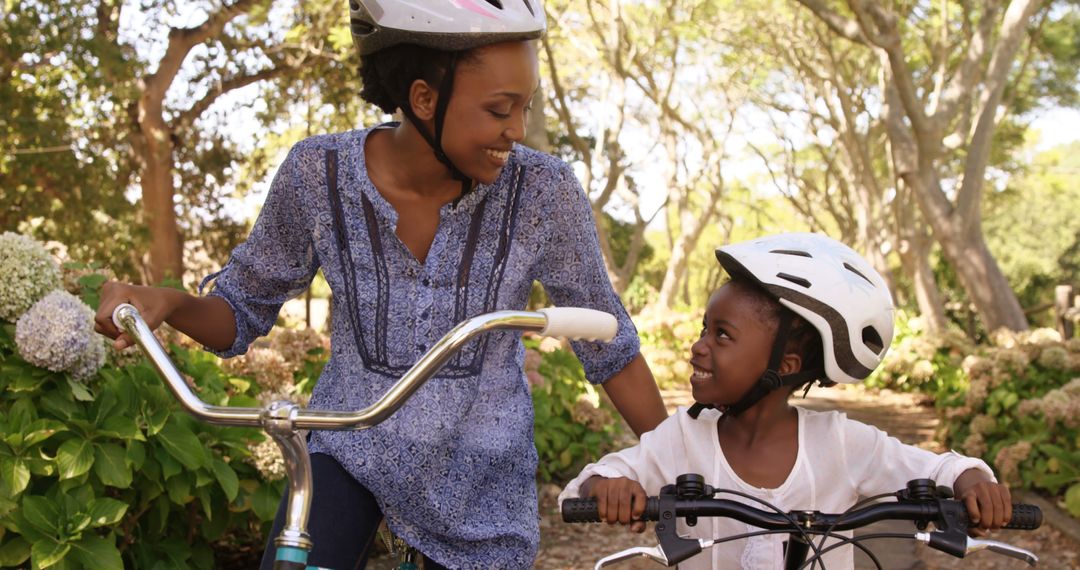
[562,475,1043,568]
[112,303,617,430]
[561,496,1043,531]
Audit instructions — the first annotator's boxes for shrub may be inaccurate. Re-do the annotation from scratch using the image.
[0,322,282,569]
[527,338,622,483]
[633,306,698,390]
[880,323,1080,518]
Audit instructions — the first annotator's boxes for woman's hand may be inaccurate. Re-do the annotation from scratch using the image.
[582,476,648,533]
[94,282,185,350]
[954,468,1012,536]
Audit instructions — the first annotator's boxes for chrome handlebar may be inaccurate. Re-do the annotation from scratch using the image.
[112,303,617,430]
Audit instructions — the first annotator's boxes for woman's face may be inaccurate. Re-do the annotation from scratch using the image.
[439,41,540,185]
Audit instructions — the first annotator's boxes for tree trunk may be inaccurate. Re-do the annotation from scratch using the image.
[138,95,183,283]
[906,169,1027,332]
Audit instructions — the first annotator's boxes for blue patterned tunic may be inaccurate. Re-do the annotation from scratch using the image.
[201,126,639,567]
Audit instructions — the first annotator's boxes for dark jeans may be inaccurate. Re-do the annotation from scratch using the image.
[259,453,448,570]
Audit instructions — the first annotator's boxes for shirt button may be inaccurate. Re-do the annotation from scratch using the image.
[421,310,430,319]
[421,277,430,287]
[418,344,427,352]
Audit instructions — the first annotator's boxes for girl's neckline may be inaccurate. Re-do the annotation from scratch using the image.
[712,406,805,494]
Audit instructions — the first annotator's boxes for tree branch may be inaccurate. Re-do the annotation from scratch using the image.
[956,0,1043,229]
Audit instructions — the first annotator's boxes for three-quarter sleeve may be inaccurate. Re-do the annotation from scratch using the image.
[199,147,319,357]
[533,163,639,384]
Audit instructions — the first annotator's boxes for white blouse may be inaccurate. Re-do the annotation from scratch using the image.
[559,406,994,569]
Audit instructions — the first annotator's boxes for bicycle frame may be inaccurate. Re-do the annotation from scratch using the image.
[113,303,617,569]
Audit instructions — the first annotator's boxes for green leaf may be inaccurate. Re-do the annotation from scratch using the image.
[0,536,30,566]
[210,458,239,502]
[251,483,280,521]
[8,398,36,429]
[21,496,61,535]
[56,439,94,480]
[92,443,131,488]
[65,378,94,402]
[76,273,108,290]
[153,444,182,479]
[31,539,70,568]
[166,472,191,505]
[1,457,30,495]
[87,498,128,528]
[68,535,122,569]
[157,419,205,469]
[196,485,213,521]
[99,415,141,440]
[21,419,67,448]
[1059,482,1080,518]
[125,440,146,469]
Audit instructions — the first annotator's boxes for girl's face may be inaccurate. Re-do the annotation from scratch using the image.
[688,284,778,408]
[439,41,540,185]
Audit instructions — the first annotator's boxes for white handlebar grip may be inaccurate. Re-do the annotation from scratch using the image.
[112,303,138,330]
[537,308,618,342]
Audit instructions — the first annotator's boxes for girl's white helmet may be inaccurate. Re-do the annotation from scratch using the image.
[716,233,895,384]
[350,0,547,56]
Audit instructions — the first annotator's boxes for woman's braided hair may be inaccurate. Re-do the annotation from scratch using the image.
[359,44,480,115]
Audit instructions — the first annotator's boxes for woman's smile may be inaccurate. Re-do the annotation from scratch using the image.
[484,146,512,166]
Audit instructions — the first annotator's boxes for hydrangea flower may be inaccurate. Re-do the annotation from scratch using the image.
[0,232,61,321]
[69,336,107,382]
[15,290,101,379]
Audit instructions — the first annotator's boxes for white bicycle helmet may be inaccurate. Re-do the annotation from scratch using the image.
[716,232,895,384]
[688,233,894,419]
[350,0,547,56]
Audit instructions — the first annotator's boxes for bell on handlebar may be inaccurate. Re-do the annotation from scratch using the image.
[676,473,714,499]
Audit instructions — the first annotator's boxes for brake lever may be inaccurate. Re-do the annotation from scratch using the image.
[916,532,1039,566]
[593,545,668,569]
[966,537,1038,566]
[593,539,717,569]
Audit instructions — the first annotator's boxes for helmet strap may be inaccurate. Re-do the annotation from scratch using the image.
[686,310,826,420]
[396,52,474,199]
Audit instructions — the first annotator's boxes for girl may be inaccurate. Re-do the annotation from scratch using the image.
[560,233,1012,569]
[94,1,667,567]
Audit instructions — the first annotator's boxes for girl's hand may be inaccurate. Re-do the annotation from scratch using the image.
[584,476,648,533]
[955,469,1012,536]
[94,281,184,350]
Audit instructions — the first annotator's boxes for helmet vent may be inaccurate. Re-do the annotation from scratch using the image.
[522,0,535,16]
[843,262,874,286]
[862,326,884,353]
[485,0,504,8]
[352,21,375,36]
[770,249,812,258]
[777,272,811,288]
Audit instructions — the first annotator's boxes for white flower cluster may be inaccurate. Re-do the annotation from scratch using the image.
[15,290,106,381]
[247,437,286,481]
[0,232,62,321]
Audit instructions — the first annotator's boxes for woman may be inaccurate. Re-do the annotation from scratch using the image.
[95,1,667,567]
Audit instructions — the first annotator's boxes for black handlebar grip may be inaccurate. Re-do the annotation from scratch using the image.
[1004,504,1042,530]
[562,498,602,523]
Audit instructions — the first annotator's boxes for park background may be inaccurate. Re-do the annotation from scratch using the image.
[2,0,1080,567]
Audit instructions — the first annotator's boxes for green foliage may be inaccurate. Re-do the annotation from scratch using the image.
[633,306,699,390]
[879,319,1080,517]
[0,322,282,569]
[527,340,621,483]
[984,142,1080,322]
[866,311,974,399]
